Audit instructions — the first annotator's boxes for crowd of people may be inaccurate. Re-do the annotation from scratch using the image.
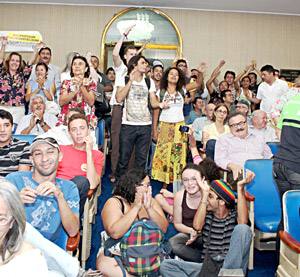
[0,20,300,277]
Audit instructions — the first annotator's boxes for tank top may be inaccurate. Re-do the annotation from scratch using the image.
[181,190,198,228]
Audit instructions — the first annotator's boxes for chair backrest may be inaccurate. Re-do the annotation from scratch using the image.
[282,190,300,242]
[244,159,282,229]
[13,134,37,144]
[267,142,280,155]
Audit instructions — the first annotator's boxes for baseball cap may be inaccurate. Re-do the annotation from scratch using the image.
[152,60,164,70]
[30,137,60,153]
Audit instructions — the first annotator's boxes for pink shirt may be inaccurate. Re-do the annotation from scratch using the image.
[215,132,273,170]
[57,145,104,180]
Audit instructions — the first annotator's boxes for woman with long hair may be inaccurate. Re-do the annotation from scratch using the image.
[58,55,97,128]
[152,67,187,187]
[0,37,40,124]
[202,103,230,159]
[0,180,49,275]
[97,167,168,276]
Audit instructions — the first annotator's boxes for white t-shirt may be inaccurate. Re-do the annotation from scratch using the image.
[110,61,127,106]
[257,79,288,113]
[0,248,52,277]
[158,90,185,123]
[117,77,156,125]
[15,112,58,135]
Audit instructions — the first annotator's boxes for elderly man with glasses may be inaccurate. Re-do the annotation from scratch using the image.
[214,111,272,182]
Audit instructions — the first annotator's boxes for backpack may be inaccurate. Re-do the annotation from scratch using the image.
[158,88,185,103]
[120,219,163,276]
[94,79,111,118]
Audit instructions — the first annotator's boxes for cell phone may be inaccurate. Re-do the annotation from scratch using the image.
[179,125,190,133]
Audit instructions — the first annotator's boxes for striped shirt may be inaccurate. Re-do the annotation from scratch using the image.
[201,209,237,261]
[0,138,31,177]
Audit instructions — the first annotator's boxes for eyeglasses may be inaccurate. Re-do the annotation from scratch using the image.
[0,215,12,226]
[216,110,227,115]
[182,177,197,184]
[229,121,246,129]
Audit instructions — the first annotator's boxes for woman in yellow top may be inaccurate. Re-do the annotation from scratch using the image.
[202,103,230,159]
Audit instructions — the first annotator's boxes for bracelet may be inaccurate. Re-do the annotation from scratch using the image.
[200,201,208,205]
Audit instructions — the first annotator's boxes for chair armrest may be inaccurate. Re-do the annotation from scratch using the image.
[245,191,255,201]
[279,230,300,253]
[66,232,80,252]
[87,188,95,199]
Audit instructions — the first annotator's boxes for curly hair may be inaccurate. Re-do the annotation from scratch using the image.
[198,158,222,182]
[160,67,186,92]
[113,168,147,203]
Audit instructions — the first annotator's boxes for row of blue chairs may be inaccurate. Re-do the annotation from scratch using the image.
[244,159,300,276]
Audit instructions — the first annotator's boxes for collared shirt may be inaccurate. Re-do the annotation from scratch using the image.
[0,63,32,106]
[192,117,212,141]
[0,138,31,177]
[249,125,278,143]
[215,132,273,170]
[15,112,58,135]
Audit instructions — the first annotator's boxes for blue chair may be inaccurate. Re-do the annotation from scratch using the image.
[13,134,36,144]
[277,190,300,277]
[244,159,282,251]
[267,141,280,155]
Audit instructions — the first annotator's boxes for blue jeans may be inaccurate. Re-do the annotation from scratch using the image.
[160,224,252,276]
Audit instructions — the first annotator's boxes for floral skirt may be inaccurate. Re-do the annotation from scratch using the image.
[152,121,187,185]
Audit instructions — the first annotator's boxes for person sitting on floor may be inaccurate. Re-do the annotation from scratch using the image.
[96,167,168,277]
[160,172,254,277]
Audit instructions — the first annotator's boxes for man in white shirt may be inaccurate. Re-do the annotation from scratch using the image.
[115,55,167,178]
[254,65,288,114]
[109,25,139,181]
[16,95,57,135]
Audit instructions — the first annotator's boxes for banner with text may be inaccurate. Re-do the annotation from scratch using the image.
[0,31,43,52]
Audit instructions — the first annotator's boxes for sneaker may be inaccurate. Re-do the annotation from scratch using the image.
[77,268,103,277]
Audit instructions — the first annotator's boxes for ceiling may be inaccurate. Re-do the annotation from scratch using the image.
[1,0,300,16]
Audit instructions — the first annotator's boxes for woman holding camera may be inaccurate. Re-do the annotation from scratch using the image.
[152,67,188,187]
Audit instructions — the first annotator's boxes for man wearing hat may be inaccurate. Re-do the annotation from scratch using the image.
[160,172,254,277]
[6,136,79,247]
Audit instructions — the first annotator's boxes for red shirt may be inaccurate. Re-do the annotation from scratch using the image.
[57,145,104,180]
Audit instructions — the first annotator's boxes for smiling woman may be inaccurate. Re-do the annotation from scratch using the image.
[58,55,97,129]
[0,37,41,124]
